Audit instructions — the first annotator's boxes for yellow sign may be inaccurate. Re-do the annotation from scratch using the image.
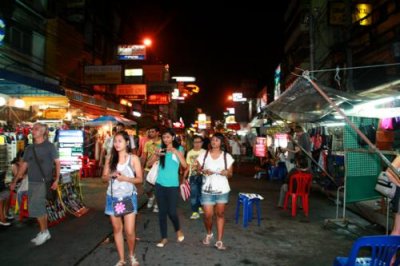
[44,108,67,119]
[353,3,372,26]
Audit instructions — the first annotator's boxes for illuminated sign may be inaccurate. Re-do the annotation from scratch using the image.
[124,68,143,76]
[232,93,247,102]
[147,94,170,105]
[353,3,372,26]
[254,137,266,157]
[117,45,146,60]
[116,84,147,101]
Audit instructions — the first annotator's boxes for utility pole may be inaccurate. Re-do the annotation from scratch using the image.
[345,0,354,92]
[309,10,315,79]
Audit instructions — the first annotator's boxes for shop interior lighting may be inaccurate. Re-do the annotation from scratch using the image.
[15,98,25,108]
[0,96,6,106]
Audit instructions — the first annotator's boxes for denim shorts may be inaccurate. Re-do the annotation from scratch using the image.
[105,193,138,216]
[201,192,229,205]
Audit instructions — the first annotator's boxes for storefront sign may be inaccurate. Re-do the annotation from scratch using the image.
[117,44,146,60]
[84,65,122,84]
[116,84,147,100]
[254,137,267,157]
[147,94,170,105]
[44,108,67,119]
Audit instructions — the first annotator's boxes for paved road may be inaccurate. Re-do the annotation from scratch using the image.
[0,162,384,266]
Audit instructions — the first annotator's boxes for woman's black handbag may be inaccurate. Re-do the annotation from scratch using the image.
[111,179,134,217]
[112,196,134,217]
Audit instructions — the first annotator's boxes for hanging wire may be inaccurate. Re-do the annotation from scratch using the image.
[308,62,400,73]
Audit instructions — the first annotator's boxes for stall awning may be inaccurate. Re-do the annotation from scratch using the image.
[265,77,361,123]
[0,69,64,96]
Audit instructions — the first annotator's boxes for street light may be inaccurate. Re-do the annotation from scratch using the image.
[143,38,152,47]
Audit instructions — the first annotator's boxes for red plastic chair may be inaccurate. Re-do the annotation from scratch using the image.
[79,156,93,178]
[283,172,312,217]
[19,194,29,221]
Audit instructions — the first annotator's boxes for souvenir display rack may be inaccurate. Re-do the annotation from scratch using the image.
[58,170,89,217]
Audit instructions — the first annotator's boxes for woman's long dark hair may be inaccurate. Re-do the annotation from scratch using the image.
[211,132,227,152]
[160,128,180,168]
[110,131,132,171]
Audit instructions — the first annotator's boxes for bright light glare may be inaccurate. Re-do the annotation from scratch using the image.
[132,111,141,117]
[143,38,152,47]
[171,76,196,82]
[15,99,25,108]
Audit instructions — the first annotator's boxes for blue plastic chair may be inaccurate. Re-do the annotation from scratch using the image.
[235,193,262,228]
[333,235,400,266]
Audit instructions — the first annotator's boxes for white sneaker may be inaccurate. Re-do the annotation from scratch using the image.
[31,232,41,243]
[153,204,159,213]
[33,231,51,246]
[147,196,155,209]
[198,207,204,214]
[190,212,200,219]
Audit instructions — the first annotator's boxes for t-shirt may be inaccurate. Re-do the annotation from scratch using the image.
[23,140,59,182]
[197,150,234,194]
[186,148,205,176]
[229,139,241,155]
[143,139,161,171]
[156,146,184,187]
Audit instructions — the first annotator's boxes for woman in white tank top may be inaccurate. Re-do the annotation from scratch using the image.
[102,131,143,266]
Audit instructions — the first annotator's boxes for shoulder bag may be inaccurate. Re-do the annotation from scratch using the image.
[111,179,134,217]
[375,171,396,199]
[32,145,58,202]
[146,161,159,185]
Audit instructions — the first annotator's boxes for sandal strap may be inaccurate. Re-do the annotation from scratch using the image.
[215,240,227,250]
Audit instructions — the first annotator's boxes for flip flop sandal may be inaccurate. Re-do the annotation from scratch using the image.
[202,233,213,245]
[215,240,227,250]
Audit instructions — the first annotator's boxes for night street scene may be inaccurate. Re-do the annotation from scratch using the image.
[1,1,400,266]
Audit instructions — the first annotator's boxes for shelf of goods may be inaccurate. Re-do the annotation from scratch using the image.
[47,170,89,226]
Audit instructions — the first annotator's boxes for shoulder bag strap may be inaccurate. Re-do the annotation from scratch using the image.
[202,150,209,169]
[224,151,227,170]
[32,145,47,183]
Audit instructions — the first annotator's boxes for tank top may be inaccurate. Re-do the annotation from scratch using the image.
[106,155,137,198]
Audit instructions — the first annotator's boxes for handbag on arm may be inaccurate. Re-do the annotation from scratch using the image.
[32,145,58,202]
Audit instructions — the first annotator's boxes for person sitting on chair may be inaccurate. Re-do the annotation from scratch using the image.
[277,155,311,208]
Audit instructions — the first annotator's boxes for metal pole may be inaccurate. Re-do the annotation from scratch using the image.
[309,12,315,79]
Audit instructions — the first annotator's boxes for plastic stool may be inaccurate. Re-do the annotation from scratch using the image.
[19,194,29,221]
[235,193,262,228]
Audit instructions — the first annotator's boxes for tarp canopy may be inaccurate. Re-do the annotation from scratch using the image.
[265,77,362,123]
[86,115,137,126]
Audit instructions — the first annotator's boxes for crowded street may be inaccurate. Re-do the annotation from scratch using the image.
[1,1,400,266]
[0,159,383,266]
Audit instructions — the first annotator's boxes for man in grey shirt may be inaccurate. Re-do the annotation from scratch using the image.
[11,122,60,246]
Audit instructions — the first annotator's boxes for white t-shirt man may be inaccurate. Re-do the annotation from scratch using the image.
[197,150,234,195]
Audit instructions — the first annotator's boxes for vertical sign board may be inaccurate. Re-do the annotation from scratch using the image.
[255,137,266,157]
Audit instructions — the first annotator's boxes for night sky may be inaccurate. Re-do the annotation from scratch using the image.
[121,2,288,122]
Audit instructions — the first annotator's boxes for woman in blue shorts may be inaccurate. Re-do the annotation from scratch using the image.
[197,133,234,250]
[102,131,143,266]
